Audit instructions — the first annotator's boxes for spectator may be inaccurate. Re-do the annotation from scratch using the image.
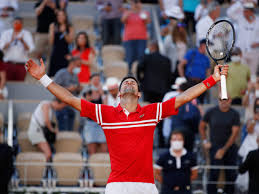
[162,77,187,144]
[154,130,198,194]
[0,0,18,34]
[236,98,259,193]
[194,0,213,22]
[72,31,95,85]
[27,100,62,161]
[48,9,74,77]
[195,1,220,46]
[159,0,183,20]
[0,143,13,194]
[121,0,151,72]
[199,95,240,194]
[227,47,250,105]
[239,135,259,194]
[103,77,120,107]
[164,22,188,80]
[170,82,201,152]
[54,56,82,131]
[89,73,104,104]
[137,41,171,103]
[227,1,259,76]
[81,86,108,155]
[242,73,259,122]
[0,17,35,81]
[56,0,68,11]
[182,0,200,34]
[33,0,57,60]
[178,39,211,104]
[0,51,8,100]
[96,0,123,45]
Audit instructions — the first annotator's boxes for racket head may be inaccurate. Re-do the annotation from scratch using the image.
[206,19,235,61]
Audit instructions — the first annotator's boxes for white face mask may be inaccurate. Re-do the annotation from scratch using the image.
[231,55,241,63]
[72,67,80,75]
[170,140,184,150]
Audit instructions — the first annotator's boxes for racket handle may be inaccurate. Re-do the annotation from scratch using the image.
[221,75,228,100]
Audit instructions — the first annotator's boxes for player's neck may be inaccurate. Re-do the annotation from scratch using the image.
[120,96,138,113]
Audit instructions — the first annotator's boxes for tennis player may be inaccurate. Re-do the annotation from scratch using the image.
[25,59,228,194]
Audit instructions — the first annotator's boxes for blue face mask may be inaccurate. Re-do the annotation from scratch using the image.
[72,67,80,75]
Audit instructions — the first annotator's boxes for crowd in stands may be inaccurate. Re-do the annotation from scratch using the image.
[0,0,259,193]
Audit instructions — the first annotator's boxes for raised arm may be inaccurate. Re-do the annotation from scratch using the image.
[175,65,228,109]
[25,59,81,111]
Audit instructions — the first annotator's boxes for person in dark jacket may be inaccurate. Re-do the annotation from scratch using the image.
[0,143,14,193]
[239,135,259,194]
[137,40,172,103]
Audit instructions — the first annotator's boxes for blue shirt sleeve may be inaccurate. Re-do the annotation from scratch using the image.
[184,50,193,61]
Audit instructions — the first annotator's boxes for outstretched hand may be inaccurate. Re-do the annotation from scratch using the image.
[25,58,46,80]
[212,65,229,82]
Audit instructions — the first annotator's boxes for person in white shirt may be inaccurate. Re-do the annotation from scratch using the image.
[162,77,187,143]
[159,0,182,20]
[226,1,259,76]
[195,1,220,46]
[0,0,18,34]
[194,0,213,22]
[0,17,35,81]
[103,77,120,107]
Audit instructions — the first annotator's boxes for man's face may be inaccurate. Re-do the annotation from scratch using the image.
[13,20,23,32]
[119,78,140,97]
[244,9,254,20]
[199,43,206,54]
[218,97,232,111]
[213,6,221,19]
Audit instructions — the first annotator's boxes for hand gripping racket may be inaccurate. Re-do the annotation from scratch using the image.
[206,19,235,100]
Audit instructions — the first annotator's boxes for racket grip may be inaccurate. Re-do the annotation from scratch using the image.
[221,75,228,100]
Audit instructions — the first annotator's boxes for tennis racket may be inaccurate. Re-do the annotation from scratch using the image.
[206,19,235,100]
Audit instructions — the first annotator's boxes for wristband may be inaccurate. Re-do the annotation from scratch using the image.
[202,76,216,89]
[39,74,53,88]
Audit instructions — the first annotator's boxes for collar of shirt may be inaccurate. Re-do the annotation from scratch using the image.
[169,148,187,158]
[115,103,142,114]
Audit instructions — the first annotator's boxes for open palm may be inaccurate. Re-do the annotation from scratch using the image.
[25,58,46,80]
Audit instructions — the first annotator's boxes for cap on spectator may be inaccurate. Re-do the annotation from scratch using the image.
[243,2,255,9]
[199,39,207,45]
[231,47,242,55]
[165,6,184,20]
[172,77,187,89]
[103,77,120,91]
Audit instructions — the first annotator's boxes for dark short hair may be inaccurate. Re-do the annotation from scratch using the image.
[90,72,100,80]
[170,130,185,141]
[199,39,206,45]
[13,16,23,22]
[68,56,81,64]
[119,74,141,92]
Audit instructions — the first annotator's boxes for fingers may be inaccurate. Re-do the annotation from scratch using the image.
[40,58,45,67]
[25,59,34,71]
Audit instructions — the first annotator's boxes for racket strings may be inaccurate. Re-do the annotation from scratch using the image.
[207,21,234,60]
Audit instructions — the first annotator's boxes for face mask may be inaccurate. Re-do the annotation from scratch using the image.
[231,55,241,63]
[13,22,22,32]
[72,67,80,75]
[170,140,184,150]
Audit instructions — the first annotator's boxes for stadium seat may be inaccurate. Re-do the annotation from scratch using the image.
[16,152,46,185]
[53,152,84,186]
[55,131,82,153]
[88,153,111,186]
[103,60,128,80]
[72,15,94,32]
[18,131,39,152]
[102,45,125,62]
[17,112,32,132]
